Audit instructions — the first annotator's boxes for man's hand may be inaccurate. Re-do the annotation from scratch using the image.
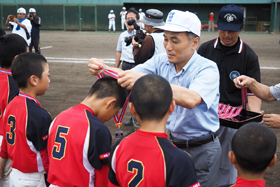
[132,37,139,47]
[0,157,7,180]
[27,13,34,20]
[88,58,105,76]
[118,70,146,90]
[233,75,255,89]
[263,114,280,128]
[13,17,18,24]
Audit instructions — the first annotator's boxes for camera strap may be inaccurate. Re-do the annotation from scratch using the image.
[97,66,131,128]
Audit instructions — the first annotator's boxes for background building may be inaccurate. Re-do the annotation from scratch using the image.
[0,0,279,32]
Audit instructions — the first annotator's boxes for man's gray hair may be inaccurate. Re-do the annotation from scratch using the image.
[186,32,199,42]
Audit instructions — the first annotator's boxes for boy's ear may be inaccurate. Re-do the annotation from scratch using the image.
[105,97,117,109]
[29,75,39,87]
[228,151,237,164]
[12,55,18,62]
[268,154,277,167]
[129,102,137,116]
[168,100,175,114]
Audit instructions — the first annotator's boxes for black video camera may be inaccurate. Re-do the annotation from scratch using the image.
[29,12,34,17]
[124,19,145,46]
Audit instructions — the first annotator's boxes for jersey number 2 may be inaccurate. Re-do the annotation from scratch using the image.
[7,115,16,145]
[52,126,69,160]
[128,160,144,187]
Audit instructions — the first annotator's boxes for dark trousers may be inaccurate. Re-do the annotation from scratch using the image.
[29,37,40,54]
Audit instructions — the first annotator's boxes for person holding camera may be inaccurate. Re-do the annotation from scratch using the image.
[132,9,165,65]
[5,7,31,46]
[115,7,140,126]
[27,8,41,54]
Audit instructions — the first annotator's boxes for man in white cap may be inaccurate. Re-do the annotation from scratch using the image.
[138,8,145,29]
[120,7,127,31]
[89,10,221,187]
[5,7,31,46]
[27,8,41,54]
[108,10,116,33]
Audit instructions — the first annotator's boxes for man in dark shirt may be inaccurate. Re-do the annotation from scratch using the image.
[27,8,41,54]
[198,4,261,187]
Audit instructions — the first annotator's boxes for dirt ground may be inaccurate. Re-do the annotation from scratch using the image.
[12,30,280,186]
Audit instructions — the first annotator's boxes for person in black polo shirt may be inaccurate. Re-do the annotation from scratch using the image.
[27,8,41,54]
[198,4,261,187]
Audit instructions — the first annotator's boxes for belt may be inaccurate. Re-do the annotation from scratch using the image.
[171,133,216,148]
[122,61,134,64]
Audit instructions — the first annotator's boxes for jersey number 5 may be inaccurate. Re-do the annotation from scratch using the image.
[7,115,16,145]
[128,159,144,187]
[52,125,69,160]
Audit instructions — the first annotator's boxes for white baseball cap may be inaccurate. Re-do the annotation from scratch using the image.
[110,10,114,13]
[139,8,142,11]
[17,7,26,14]
[155,10,201,37]
[29,8,36,13]
[122,7,126,10]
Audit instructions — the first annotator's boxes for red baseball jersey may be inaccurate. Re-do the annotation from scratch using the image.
[47,103,112,187]
[230,176,265,187]
[109,129,201,187]
[0,93,52,173]
[0,69,18,136]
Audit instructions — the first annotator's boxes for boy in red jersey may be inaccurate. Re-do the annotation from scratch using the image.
[47,76,126,187]
[0,52,52,187]
[229,122,277,187]
[108,74,200,187]
[0,34,28,186]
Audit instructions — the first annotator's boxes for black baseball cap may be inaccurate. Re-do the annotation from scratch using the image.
[218,4,244,32]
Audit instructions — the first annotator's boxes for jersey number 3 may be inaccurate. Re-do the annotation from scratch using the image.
[128,160,144,187]
[7,115,16,145]
[52,125,69,160]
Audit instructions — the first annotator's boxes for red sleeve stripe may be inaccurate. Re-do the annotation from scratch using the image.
[99,152,110,160]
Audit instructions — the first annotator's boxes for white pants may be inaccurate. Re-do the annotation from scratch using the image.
[109,21,115,31]
[10,168,46,187]
[121,18,127,30]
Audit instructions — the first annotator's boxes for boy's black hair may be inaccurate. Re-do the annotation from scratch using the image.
[130,74,173,121]
[232,122,277,174]
[0,34,27,68]
[12,53,47,88]
[88,76,126,109]
[125,7,140,20]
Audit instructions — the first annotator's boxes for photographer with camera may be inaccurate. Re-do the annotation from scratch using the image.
[115,7,140,126]
[132,9,165,65]
[27,8,41,54]
[5,7,31,46]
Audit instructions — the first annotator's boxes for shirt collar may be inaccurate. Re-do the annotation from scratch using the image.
[76,103,95,116]
[214,37,244,54]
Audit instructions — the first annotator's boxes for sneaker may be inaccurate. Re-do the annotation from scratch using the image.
[124,118,133,126]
